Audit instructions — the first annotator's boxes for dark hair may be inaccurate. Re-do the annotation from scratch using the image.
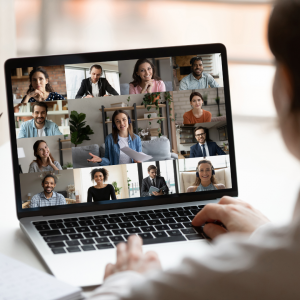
[32,102,48,114]
[90,64,102,73]
[42,174,56,185]
[130,58,161,87]
[194,126,207,135]
[27,67,54,94]
[268,0,300,133]
[111,110,135,144]
[90,168,109,182]
[33,140,56,169]
[147,165,157,172]
[190,92,203,102]
[190,56,203,66]
[193,159,217,186]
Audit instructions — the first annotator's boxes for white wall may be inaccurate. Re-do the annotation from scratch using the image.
[65,61,119,72]
[20,169,74,202]
[17,135,73,173]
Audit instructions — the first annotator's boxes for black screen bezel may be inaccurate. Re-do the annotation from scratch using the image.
[4,43,238,220]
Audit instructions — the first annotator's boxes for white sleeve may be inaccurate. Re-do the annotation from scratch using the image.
[88,220,300,300]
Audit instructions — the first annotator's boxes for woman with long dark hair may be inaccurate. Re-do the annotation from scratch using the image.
[21,67,65,103]
[129,59,166,94]
[87,168,116,202]
[28,140,62,172]
[87,110,142,165]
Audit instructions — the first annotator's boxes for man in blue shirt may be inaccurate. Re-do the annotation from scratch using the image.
[190,126,226,158]
[179,56,219,90]
[17,102,62,138]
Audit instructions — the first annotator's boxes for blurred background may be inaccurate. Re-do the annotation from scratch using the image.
[2,0,300,225]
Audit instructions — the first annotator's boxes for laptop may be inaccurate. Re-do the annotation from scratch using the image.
[5,44,237,287]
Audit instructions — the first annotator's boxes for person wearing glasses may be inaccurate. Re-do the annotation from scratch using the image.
[183,91,212,124]
[190,126,225,158]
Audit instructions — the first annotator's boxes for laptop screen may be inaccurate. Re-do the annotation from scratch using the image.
[7,46,236,214]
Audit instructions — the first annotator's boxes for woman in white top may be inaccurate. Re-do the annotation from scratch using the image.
[87,0,300,299]
[28,140,62,173]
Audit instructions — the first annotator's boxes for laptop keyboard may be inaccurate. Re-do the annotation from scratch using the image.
[33,205,207,254]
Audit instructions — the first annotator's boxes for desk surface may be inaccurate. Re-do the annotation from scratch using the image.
[0,116,300,287]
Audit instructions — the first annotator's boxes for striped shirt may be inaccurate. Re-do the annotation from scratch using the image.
[30,191,66,208]
[179,72,219,90]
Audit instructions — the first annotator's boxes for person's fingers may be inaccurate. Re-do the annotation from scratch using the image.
[192,203,227,227]
[104,263,114,280]
[218,196,252,209]
[115,242,127,271]
[203,223,227,239]
[127,235,143,268]
[144,251,160,262]
[89,152,95,157]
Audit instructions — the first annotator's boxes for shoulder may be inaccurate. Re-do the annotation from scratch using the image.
[203,109,212,116]
[29,161,37,166]
[181,74,191,82]
[106,134,113,141]
[32,192,42,200]
[88,186,94,191]
[56,192,65,199]
[22,119,33,127]
[53,161,61,166]
[50,92,64,100]
[190,143,197,150]
[134,133,141,140]
[203,72,214,80]
[45,119,57,127]
[183,110,193,117]
[107,184,114,189]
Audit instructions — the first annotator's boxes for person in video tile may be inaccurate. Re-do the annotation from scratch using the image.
[30,174,66,208]
[141,165,169,197]
[28,140,62,173]
[75,64,119,98]
[87,168,116,202]
[129,59,166,94]
[17,102,62,139]
[190,126,226,158]
[190,159,225,192]
[87,110,142,166]
[21,67,65,103]
[179,56,219,90]
[183,92,212,124]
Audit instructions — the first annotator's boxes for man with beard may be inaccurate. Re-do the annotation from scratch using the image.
[179,56,219,90]
[17,102,62,138]
[30,175,66,208]
[190,126,225,158]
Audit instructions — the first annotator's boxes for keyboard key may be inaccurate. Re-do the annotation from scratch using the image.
[132,221,147,227]
[81,245,96,251]
[135,215,150,221]
[35,225,50,231]
[181,228,196,235]
[155,225,169,231]
[185,206,198,210]
[107,218,122,224]
[95,237,109,244]
[98,230,113,237]
[140,226,156,233]
[76,226,91,233]
[163,212,178,218]
[84,232,98,238]
[61,228,76,234]
[166,230,182,237]
[124,211,139,216]
[138,233,154,239]
[39,230,61,237]
[90,225,105,231]
[48,219,63,224]
[169,207,184,211]
[69,233,84,240]
[94,215,108,219]
[148,213,164,219]
[112,229,127,235]
[147,219,162,226]
[139,210,154,215]
[186,234,204,240]
[50,223,65,230]
[123,234,134,240]
[67,246,81,252]
[182,222,193,228]
[190,209,200,216]
[79,220,94,226]
[93,219,108,225]
[44,235,69,242]
[47,242,65,248]
[161,218,176,224]
[175,217,189,223]
[52,248,66,254]
[81,239,95,245]
[177,211,192,217]
[153,209,169,213]
[64,222,79,228]
[110,236,125,243]
[33,221,48,225]
[121,216,136,222]
[198,205,205,209]
[169,223,184,229]
[109,213,124,218]
[143,236,186,245]
[127,228,141,234]
[63,218,78,222]
[79,216,94,220]
[104,224,120,230]
[96,243,114,250]
[118,222,134,229]
[66,240,80,246]
[153,231,168,238]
